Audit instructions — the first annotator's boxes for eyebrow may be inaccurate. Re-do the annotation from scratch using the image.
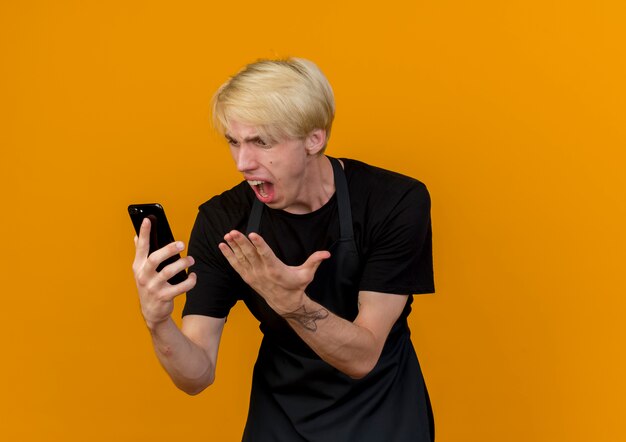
[225,134,266,144]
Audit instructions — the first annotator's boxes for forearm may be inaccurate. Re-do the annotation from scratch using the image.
[148,317,215,395]
[217,231,403,378]
[281,295,381,379]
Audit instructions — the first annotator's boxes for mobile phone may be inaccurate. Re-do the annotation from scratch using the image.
[128,203,187,285]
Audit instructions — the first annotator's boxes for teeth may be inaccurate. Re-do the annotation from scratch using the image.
[248,180,268,198]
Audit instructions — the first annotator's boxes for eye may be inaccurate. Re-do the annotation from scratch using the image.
[226,137,239,147]
[255,138,271,149]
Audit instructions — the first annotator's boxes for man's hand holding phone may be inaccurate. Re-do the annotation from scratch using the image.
[132,218,197,330]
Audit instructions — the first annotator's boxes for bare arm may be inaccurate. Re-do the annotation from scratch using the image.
[147,315,225,395]
[281,291,407,379]
[219,230,407,379]
[133,218,224,394]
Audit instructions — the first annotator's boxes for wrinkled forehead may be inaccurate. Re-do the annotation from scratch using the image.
[221,114,292,143]
[223,119,263,139]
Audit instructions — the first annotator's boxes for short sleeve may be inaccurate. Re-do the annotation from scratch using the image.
[182,208,241,318]
[358,182,435,295]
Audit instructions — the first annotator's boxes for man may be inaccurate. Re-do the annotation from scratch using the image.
[133,58,435,441]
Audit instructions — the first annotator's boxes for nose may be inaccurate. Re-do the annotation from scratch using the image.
[233,144,258,173]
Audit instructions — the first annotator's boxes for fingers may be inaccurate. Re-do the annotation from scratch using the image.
[161,272,197,301]
[218,242,240,269]
[303,250,331,273]
[145,240,186,273]
[219,231,281,283]
[136,254,196,303]
[223,230,262,266]
[222,231,247,263]
[134,218,151,262]
[158,255,195,282]
[248,233,276,260]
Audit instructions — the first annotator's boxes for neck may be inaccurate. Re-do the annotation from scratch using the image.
[286,155,335,214]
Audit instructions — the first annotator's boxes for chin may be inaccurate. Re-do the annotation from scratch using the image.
[265,201,283,210]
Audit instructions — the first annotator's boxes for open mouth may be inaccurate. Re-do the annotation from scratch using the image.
[248,180,268,198]
[247,180,275,203]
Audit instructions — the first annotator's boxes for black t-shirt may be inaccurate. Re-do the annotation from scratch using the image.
[183,158,435,441]
[183,158,434,321]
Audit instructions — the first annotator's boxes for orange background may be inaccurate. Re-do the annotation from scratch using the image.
[1,1,625,441]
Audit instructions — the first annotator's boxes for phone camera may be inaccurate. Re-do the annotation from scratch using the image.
[130,207,139,215]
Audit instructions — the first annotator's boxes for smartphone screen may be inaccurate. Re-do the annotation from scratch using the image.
[128,203,187,285]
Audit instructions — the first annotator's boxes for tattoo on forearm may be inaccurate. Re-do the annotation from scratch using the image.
[282,305,329,332]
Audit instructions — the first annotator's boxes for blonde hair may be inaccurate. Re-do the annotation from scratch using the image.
[211,58,335,150]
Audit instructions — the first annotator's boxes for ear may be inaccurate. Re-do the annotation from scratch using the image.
[304,129,327,155]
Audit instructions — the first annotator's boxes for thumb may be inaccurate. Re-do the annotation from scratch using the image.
[302,251,331,273]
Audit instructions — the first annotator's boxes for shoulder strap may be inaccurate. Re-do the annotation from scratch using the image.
[245,197,264,235]
[328,156,354,239]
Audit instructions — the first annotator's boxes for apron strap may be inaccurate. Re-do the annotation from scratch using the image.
[246,197,264,235]
[328,156,354,239]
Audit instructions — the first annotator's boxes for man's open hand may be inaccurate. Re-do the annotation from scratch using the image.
[218,230,330,314]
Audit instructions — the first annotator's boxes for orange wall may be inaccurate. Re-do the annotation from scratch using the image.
[1,1,625,441]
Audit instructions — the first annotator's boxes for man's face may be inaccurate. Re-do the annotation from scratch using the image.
[225,120,322,214]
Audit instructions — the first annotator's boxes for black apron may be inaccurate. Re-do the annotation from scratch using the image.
[241,157,434,441]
